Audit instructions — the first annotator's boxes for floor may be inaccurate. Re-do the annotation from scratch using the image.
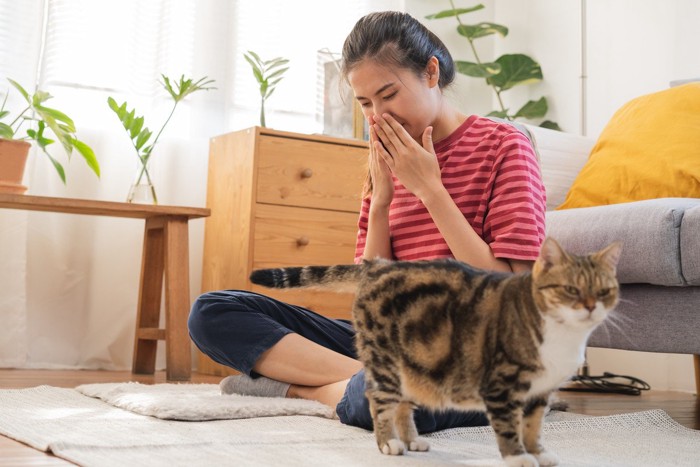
[1,369,698,466]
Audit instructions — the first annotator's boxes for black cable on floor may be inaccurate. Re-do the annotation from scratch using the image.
[560,362,651,396]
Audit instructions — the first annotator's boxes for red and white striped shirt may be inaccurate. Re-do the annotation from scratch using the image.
[354,115,546,263]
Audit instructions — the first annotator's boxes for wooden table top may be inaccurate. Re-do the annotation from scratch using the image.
[0,193,210,219]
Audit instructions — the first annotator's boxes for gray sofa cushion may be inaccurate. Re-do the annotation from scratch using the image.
[546,197,700,286]
[680,204,700,284]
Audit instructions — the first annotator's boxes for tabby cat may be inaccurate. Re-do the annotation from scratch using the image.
[249,237,622,467]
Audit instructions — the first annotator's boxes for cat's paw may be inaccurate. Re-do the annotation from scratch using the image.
[407,436,430,452]
[380,438,406,455]
[504,453,539,467]
[535,450,559,466]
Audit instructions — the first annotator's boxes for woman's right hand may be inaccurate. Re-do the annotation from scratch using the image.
[368,117,394,209]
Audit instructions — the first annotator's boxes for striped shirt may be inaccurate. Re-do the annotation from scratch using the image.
[354,115,546,263]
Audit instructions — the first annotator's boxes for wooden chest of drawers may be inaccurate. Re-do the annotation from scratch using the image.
[199,126,368,375]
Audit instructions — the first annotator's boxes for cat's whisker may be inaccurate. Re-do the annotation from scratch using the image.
[598,314,635,348]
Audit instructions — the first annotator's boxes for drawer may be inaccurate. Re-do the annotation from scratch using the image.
[251,203,358,319]
[252,203,358,268]
[249,286,354,320]
[256,135,367,212]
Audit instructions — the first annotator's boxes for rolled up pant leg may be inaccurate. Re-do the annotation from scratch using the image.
[336,370,489,433]
[187,290,356,376]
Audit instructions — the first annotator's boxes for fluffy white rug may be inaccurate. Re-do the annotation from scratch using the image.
[1,385,699,467]
[76,382,336,420]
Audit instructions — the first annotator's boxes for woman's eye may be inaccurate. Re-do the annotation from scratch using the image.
[564,286,579,295]
[383,91,397,100]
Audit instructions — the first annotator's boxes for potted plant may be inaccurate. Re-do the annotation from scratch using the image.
[427,2,561,130]
[243,51,289,127]
[107,74,215,204]
[0,79,100,194]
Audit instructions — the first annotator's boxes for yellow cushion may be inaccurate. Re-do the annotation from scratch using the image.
[558,83,700,210]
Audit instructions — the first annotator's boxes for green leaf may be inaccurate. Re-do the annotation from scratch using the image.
[35,105,76,130]
[246,50,262,64]
[7,79,30,102]
[267,68,289,81]
[135,128,152,150]
[425,5,485,19]
[487,54,543,91]
[457,22,508,40]
[0,110,9,119]
[514,97,548,119]
[44,152,66,184]
[455,60,501,78]
[107,97,119,112]
[540,120,562,131]
[130,116,144,139]
[32,90,52,107]
[72,138,101,177]
[486,110,509,119]
[0,122,13,139]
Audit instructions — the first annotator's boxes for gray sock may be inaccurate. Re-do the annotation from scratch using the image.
[220,374,291,398]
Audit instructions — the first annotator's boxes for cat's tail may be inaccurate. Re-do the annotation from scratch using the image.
[249,264,362,292]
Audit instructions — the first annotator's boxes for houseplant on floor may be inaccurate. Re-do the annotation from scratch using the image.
[0,79,100,194]
[107,74,215,204]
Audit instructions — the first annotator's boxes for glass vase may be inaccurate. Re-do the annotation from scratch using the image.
[126,158,158,204]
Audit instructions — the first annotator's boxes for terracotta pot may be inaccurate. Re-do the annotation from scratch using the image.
[0,138,31,194]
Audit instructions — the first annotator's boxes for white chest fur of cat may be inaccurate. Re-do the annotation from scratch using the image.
[528,307,604,397]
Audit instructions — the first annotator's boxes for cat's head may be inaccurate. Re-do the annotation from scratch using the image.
[531,237,622,328]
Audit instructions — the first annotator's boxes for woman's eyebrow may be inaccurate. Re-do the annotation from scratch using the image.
[355,82,395,100]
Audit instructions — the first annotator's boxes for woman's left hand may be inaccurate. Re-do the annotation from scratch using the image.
[372,113,443,201]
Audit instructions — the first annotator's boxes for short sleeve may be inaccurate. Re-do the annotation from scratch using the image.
[484,132,546,261]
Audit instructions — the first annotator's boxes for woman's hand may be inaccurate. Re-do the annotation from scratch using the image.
[372,113,443,202]
[367,116,394,208]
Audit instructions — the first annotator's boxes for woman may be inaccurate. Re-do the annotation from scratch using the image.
[188,11,546,432]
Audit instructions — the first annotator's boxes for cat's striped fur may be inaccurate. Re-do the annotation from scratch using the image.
[250,237,622,466]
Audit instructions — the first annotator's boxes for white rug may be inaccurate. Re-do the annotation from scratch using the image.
[1,384,699,467]
[75,382,336,420]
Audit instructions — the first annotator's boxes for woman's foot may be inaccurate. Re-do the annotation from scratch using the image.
[220,374,291,398]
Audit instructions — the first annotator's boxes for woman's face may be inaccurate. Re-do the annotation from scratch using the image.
[348,59,440,142]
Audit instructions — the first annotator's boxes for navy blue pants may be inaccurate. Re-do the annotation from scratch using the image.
[188,290,488,432]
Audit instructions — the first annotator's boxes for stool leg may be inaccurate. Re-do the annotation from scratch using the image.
[164,217,192,381]
[694,354,700,396]
[132,218,165,375]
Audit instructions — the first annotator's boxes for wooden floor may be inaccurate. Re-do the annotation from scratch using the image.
[1,369,698,466]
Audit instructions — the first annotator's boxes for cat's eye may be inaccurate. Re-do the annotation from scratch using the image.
[597,288,610,297]
[564,285,579,296]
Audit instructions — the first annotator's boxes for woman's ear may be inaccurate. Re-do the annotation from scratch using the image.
[425,56,440,87]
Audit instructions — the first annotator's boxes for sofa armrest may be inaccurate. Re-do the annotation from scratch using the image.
[525,125,596,210]
[546,197,700,286]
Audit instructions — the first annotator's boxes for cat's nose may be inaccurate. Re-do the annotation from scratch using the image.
[583,297,596,312]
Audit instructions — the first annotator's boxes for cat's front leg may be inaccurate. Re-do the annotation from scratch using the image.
[367,391,405,455]
[484,396,534,466]
[523,396,559,466]
[394,400,430,452]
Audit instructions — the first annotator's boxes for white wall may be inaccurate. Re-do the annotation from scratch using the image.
[406,0,699,393]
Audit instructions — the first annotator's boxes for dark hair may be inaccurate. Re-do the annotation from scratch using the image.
[341,11,455,88]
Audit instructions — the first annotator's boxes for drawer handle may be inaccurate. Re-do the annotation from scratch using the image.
[296,236,310,247]
[300,168,313,179]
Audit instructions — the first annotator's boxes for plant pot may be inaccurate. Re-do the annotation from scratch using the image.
[0,138,31,194]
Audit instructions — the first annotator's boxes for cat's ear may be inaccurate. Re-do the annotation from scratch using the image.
[595,241,623,270]
[537,237,567,271]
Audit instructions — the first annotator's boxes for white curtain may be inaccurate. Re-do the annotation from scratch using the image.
[0,0,402,370]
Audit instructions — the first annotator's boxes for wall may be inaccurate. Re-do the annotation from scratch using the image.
[407,0,699,393]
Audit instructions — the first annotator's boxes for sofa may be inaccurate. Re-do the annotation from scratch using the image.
[521,92,700,395]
